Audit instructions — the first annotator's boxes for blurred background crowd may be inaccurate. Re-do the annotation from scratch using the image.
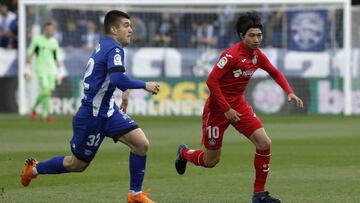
[1,0,357,51]
[0,0,17,49]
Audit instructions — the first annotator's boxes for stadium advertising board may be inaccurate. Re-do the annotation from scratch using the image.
[0,47,358,78]
[47,77,360,115]
[0,47,359,114]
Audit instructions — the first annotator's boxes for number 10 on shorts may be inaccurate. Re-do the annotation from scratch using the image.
[207,126,219,139]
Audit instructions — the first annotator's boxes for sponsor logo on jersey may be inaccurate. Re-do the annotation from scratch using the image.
[217,56,228,69]
[233,69,255,78]
[115,48,121,53]
[241,58,247,63]
[252,55,258,65]
[84,149,93,156]
[233,69,243,78]
[114,54,122,65]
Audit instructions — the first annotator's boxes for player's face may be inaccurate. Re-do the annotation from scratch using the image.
[242,28,262,52]
[44,25,55,38]
[113,18,133,46]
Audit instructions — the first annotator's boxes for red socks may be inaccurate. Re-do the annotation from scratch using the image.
[181,147,271,192]
[253,149,271,193]
[181,148,206,167]
[181,149,270,192]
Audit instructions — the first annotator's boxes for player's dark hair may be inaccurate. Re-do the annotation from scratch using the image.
[42,22,54,30]
[236,11,263,38]
[104,10,130,34]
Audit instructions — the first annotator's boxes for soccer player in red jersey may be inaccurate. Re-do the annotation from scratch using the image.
[175,11,303,203]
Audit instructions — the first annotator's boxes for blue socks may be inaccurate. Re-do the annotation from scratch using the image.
[129,152,146,192]
[36,156,68,174]
[35,153,146,192]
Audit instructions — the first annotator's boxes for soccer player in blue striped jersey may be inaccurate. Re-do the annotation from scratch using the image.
[21,10,159,203]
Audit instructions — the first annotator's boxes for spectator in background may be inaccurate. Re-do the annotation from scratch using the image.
[51,19,63,45]
[215,5,236,48]
[353,8,360,48]
[4,0,17,13]
[190,17,220,77]
[5,12,17,49]
[334,9,344,48]
[25,5,36,43]
[193,18,218,48]
[0,2,16,48]
[264,10,284,48]
[62,20,82,51]
[154,12,177,47]
[81,20,100,51]
[130,15,147,47]
[189,22,199,47]
[177,13,197,47]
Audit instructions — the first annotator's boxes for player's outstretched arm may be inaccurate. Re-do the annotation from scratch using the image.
[288,93,304,109]
[109,71,146,90]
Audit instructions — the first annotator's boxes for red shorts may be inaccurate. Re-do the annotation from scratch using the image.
[201,101,263,150]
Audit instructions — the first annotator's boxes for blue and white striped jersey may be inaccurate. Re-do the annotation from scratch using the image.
[81,36,125,118]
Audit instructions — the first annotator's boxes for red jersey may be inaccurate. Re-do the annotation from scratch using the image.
[206,41,293,113]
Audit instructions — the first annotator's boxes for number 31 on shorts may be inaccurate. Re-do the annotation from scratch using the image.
[207,126,219,139]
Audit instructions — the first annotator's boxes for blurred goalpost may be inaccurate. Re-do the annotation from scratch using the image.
[18,0,352,115]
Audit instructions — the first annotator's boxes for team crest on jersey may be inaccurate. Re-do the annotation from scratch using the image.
[114,54,122,65]
[217,56,228,69]
[252,55,258,65]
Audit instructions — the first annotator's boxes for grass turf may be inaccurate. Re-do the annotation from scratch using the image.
[0,114,359,202]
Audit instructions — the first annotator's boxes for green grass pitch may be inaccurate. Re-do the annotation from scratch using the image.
[0,114,359,202]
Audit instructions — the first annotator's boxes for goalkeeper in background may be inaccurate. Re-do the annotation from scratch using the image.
[25,22,61,121]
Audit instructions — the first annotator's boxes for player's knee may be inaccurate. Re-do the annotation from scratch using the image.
[133,140,149,156]
[72,165,88,172]
[63,156,89,172]
[257,139,271,150]
[204,157,220,168]
[66,163,89,172]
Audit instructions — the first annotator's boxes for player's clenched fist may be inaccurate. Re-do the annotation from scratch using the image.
[145,82,160,95]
